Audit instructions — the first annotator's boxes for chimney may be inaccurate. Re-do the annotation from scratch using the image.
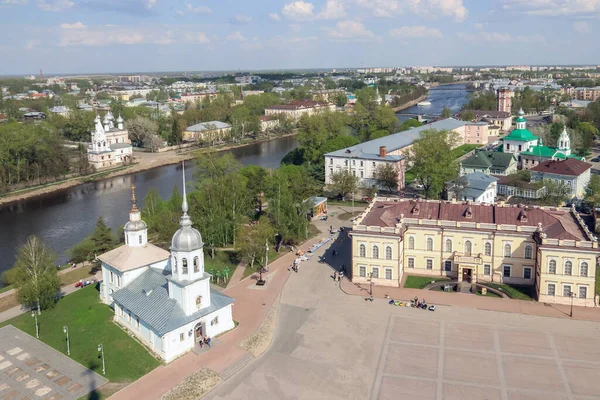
[379,146,387,158]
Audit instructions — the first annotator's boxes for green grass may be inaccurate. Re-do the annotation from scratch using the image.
[405,170,417,185]
[484,283,534,301]
[0,284,14,294]
[0,285,161,383]
[596,266,600,296]
[448,144,480,160]
[59,267,95,286]
[404,275,450,289]
[205,250,240,287]
[476,288,501,298]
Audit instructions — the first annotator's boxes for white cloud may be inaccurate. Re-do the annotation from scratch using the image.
[355,0,400,17]
[232,14,253,24]
[502,0,600,16]
[37,0,74,11]
[282,1,315,20]
[327,20,376,41]
[146,0,156,8]
[176,10,183,16]
[427,0,468,22]
[269,12,281,21]
[2,0,28,4]
[289,23,301,32]
[474,22,484,30]
[24,39,39,50]
[185,32,210,44]
[186,3,211,14]
[458,31,511,43]
[266,35,318,49]
[318,0,346,19]
[226,31,247,41]
[573,21,590,33]
[389,25,442,38]
[356,0,468,21]
[60,21,86,29]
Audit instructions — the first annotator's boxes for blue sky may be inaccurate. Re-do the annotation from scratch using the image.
[0,0,598,74]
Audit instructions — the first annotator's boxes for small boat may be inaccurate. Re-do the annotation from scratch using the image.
[417,101,432,106]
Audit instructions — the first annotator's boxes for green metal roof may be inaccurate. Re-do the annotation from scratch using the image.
[504,128,538,142]
[521,145,557,158]
[515,116,526,123]
[461,150,516,169]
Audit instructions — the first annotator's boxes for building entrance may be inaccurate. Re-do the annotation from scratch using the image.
[194,322,203,344]
[462,268,472,283]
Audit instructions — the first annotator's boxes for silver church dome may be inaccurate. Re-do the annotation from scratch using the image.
[171,224,203,252]
[124,219,147,232]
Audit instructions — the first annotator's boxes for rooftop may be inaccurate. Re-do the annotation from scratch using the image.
[461,150,516,169]
[97,243,169,272]
[504,128,537,142]
[186,121,231,132]
[266,100,331,110]
[530,158,592,177]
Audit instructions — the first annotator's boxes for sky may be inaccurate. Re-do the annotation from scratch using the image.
[0,0,598,75]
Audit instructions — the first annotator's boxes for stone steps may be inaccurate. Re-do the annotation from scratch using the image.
[219,352,255,380]
[459,281,473,294]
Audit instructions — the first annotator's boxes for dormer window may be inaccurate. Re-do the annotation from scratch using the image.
[464,206,472,219]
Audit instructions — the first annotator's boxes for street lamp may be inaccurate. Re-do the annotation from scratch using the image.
[31,310,39,339]
[257,239,268,286]
[568,291,575,318]
[63,326,70,356]
[97,344,105,375]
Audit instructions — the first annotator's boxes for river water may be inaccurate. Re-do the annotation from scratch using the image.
[0,136,299,274]
[396,83,470,123]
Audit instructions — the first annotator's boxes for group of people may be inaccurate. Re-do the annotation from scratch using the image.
[198,335,212,349]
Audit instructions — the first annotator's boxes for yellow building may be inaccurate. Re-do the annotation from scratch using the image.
[350,197,599,307]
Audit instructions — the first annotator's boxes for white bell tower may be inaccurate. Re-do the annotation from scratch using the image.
[558,126,571,156]
[124,184,148,247]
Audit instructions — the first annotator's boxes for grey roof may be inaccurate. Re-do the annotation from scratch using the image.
[325,118,466,161]
[186,121,231,132]
[448,172,498,200]
[112,268,234,336]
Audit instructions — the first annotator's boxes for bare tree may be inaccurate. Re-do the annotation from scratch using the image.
[126,116,158,148]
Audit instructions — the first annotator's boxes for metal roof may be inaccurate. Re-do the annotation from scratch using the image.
[186,121,231,132]
[325,118,466,160]
[112,268,235,336]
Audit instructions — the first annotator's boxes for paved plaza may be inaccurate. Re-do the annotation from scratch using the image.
[205,226,600,400]
[0,326,106,400]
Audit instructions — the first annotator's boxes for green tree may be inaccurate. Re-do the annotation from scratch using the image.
[10,236,60,312]
[235,217,275,270]
[441,106,452,118]
[585,175,600,207]
[89,217,117,256]
[548,123,565,146]
[403,129,460,199]
[169,115,184,145]
[459,110,475,122]
[375,163,399,193]
[334,92,348,108]
[329,170,359,200]
[398,119,423,131]
[240,165,269,214]
[540,179,571,206]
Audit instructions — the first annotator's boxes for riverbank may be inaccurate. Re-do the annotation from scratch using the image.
[391,93,428,112]
[0,133,298,207]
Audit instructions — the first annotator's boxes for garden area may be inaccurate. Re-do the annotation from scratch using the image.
[0,285,161,391]
[204,250,239,287]
[403,275,450,289]
[483,282,534,301]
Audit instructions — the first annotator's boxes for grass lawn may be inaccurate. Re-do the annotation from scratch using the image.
[476,288,501,298]
[59,266,96,286]
[405,170,417,185]
[0,285,161,383]
[204,250,240,287]
[596,266,600,296]
[448,144,480,160]
[0,284,13,294]
[484,283,534,301]
[404,275,450,289]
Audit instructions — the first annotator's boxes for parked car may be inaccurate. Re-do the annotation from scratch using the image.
[591,157,600,162]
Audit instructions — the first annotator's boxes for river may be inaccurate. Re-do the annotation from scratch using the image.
[396,83,471,123]
[0,136,299,274]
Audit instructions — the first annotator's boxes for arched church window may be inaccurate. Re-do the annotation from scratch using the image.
[182,258,188,274]
[138,235,142,244]
[196,296,202,309]
[173,257,178,273]
[194,257,199,273]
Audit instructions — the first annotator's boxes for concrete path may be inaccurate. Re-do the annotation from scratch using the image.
[226,262,247,289]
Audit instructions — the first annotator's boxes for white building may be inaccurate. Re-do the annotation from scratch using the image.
[446,172,498,204]
[265,100,336,121]
[99,170,235,363]
[87,112,133,169]
[530,158,592,199]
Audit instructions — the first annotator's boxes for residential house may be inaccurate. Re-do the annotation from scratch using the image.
[265,100,336,121]
[465,110,513,132]
[530,158,592,199]
[446,172,498,204]
[463,122,491,145]
[184,121,232,142]
[259,116,279,133]
[460,151,518,176]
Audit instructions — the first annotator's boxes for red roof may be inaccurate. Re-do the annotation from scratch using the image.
[530,158,592,177]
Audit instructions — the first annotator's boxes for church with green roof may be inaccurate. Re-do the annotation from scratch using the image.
[501,108,583,170]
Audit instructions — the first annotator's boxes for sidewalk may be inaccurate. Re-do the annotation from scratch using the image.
[225,262,247,289]
[340,277,600,322]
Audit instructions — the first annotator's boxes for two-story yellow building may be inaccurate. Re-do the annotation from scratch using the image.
[350,197,599,307]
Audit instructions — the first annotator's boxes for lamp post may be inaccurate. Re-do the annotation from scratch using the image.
[97,344,105,375]
[257,239,267,286]
[568,291,575,318]
[63,326,70,356]
[31,310,39,339]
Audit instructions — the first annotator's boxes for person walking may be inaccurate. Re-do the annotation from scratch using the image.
[204,335,211,348]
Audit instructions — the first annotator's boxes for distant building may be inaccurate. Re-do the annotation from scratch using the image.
[530,158,592,199]
[49,106,71,117]
[559,100,592,109]
[497,88,512,113]
[310,89,346,102]
[467,110,513,132]
[259,116,279,133]
[573,87,600,102]
[502,109,539,158]
[520,127,583,170]
[265,100,336,121]
[184,121,231,142]
[180,91,219,105]
[446,172,498,204]
[23,111,46,120]
[463,122,491,145]
[87,112,133,169]
[460,151,518,176]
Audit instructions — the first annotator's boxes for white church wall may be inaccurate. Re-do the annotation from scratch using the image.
[168,281,184,306]
[204,304,234,337]
[181,278,212,315]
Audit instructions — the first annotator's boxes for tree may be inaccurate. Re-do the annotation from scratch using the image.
[89,217,117,256]
[548,122,565,146]
[403,129,460,199]
[169,115,184,145]
[334,92,348,108]
[375,163,399,193]
[398,118,423,131]
[459,110,475,122]
[235,218,275,270]
[585,174,600,207]
[540,179,571,206]
[441,106,452,118]
[329,170,359,200]
[10,236,60,312]
[126,116,158,148]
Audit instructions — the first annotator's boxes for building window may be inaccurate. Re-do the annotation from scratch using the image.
[523,267,532,280]
[408,258,415,268]
[483,264,491,275]
[564,261,572,276]
[116,275,120,287]
[110,271,114,284]
[383,246,392,260]
[444,261,452,272]
[506,143,510,150]
[504,244,512,257]
[524,245,532,259]
[372,162,375,167]
[180,333,184,342]
[445,239,452,252]
[408,237,415,250]
[194,257,200,273]
[330,168,333,175]
[426,238,433,251]
[426,259,433,270]
[359,244,366,257]
[549,260,556,274]
[360,171,364,178]
[371,267,379,279]
[182,258,188,274]
[503,265,511,278]
[464,240,472,255]
[547,283,555,296]
[385,268,392,280]
[579,286,588,299]
[580,262,588,277]
[484,242,492,256]
[212,316,220,326]
[344,160,348,166]
[138,235,142,244]
[359,266,366,277]
[360,161,364,167]
[563,285,572,297]
[372,246,379,259]
[329,158,333,165]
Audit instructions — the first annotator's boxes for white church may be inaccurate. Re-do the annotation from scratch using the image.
[98,166,235,363]
[87,111,133,170]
